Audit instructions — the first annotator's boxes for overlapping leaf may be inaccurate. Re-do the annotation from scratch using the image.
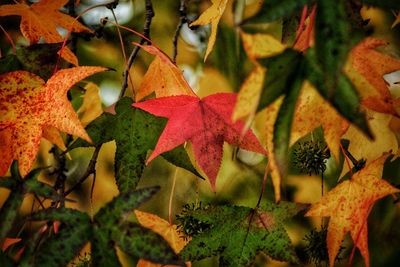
[29,187,183,267]
[0,0,91,65]
[0,162,60,243]
[0,67,107,176]
[69,97,201,192]
[190,0,229,60]
[136,45,196,101]
[306,153,400,267]
[180,202,305,266]
[345,38,400,115]
[133,93,267,191]
[135,210,190,267]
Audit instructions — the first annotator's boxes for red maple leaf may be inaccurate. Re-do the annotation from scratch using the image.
[133,93,267,190]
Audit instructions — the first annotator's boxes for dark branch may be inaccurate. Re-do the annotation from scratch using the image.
[64,145,101,197]
[172,0,189,63]
[120,0,154,100]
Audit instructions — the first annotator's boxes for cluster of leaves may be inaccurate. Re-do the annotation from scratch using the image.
[0,0,400,267]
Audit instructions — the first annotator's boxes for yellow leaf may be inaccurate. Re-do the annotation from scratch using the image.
[42,126,66,151]
[135,210,190,267]
[78,82,103,126]
[232,66,265,122]
[341,109,398,175]
[240,32,285,60]
[265,83,349,202]
[136,45,196,101]
[233,32,284,121]
[306,153,399,267]
[291,83,349,162]
[190,0,229,61]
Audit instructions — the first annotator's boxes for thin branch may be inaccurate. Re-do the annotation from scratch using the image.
[256,161,270,208]
[172,0,188,63]
[120,0,154,100]
[110,8,128,64]
[64,145,101,197]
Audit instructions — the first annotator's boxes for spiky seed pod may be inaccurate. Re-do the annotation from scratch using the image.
[294,141,330,175]
[176,202,212,240]
[303,226,344,267]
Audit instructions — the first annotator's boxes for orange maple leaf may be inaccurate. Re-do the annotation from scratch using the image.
[135,210,190,267]
[136,45,196,101]
[0,66,107,176]
[0,0,91,65]
[346,38,400,115]
[306,153,400,267]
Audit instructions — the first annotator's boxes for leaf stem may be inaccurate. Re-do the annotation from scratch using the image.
[168,167,179,225]
[0,25,16,55]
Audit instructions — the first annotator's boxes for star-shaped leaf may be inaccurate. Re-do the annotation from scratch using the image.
[0,161,61,243]
[69,97,201,192]
[345,38,400,115]
[133,93,267,191]
[0,0,91,65]
[0,67,107,176]
[180,202,305,266]
[29,187,183,267]
[306,153,400,267]
[190,0,229,61]
[135,45,196,101]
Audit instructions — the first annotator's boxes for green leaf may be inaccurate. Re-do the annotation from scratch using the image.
[34,223,91,267]
[211,24,247,91]
[305,49,371,137]
[0,162,59,242]
[180,203,304,266]
[95,186,160,227]
[242,0,313,25]
[314,0,361,96]
[257,49,303,111]
[91,187,178,266]
[0,54,21,74]
[0,177,17,189]
[362,0,400,9]
[16,43,66,80]
[27,208,91,267]
[116,222,182,266]
[91,229,121,267]
[0,189,24,242]
[273,73,303,182]
[0,250,14,267]
[30,207,89,223]
[69,97,201,192]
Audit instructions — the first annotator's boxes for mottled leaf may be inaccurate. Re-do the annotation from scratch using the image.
[117,222,182,266]
[69,97,201,192]
[0,67,107,176]
[133,94,267,191]
[180,202,304,266]
[306,153,400,267]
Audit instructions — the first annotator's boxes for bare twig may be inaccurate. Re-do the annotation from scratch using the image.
[64,145,101,197]
[120,0,154,100]
[172,0,189,63]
